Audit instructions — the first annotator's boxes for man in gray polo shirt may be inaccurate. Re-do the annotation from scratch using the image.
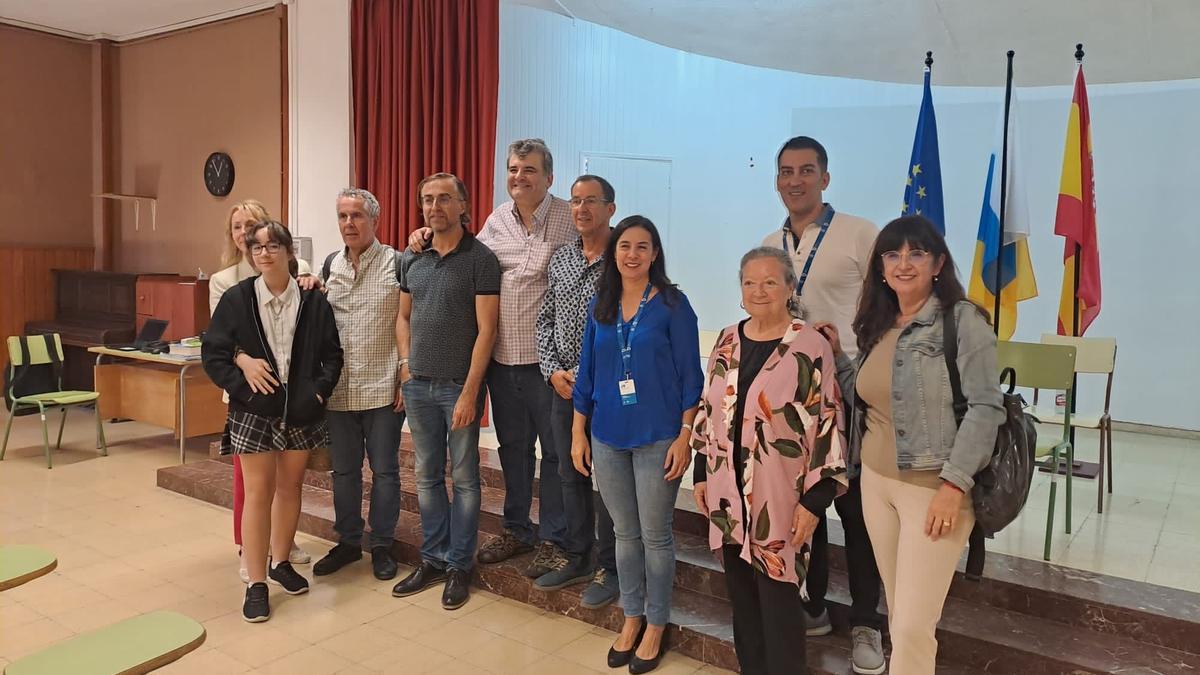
[392,172,500,610]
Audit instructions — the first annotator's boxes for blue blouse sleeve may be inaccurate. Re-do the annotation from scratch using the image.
[573,311,598,416]
[670,293,704,410]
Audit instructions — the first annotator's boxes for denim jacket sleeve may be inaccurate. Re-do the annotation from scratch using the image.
[939,302,1006,491]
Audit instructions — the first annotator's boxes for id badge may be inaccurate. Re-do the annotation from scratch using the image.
[619,378,638,406]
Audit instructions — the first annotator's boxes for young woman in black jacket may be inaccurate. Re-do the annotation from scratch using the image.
[203,220,343,623]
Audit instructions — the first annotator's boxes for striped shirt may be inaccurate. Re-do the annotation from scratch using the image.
[477,194,575,366]
[322,239,401,411]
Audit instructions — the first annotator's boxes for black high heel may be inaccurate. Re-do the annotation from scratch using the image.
[607,617,648,668]
[628,626,670,674]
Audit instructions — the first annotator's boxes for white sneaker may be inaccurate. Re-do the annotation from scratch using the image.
[850,626,886,675]
[238,563,250,583]
[288,542,311,565]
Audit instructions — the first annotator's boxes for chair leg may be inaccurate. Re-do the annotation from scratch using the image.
[1,407,15,460]
[95,405,108,457]
[1044,446,1059,561]
[1105,421,1114,494]
[56,408,67,449]
[1065,442,1074,534]
[1096,429,1105,514]
[40,410,52,469]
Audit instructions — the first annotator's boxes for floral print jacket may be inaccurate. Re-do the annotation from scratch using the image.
[691,320,848,585]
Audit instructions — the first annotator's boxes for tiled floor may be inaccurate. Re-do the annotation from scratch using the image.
[0,415,727,673]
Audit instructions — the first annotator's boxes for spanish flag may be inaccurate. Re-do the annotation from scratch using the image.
[1055,65,1101,336]
[968,89,1037,339]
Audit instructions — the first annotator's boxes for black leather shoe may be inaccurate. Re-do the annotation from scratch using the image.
[391,561,448,597]
[313,543,362,576]
[607,618,647,668]
[442,567,471,610]
[372,547,398,580]
[628,627,669,674]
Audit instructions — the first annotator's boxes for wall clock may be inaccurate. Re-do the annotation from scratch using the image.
[204,152,235,197]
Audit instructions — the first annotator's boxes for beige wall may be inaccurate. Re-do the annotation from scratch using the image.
[111,12,283,275]
[0,26,93,247]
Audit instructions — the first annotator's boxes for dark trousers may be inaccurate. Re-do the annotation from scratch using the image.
[327,406,404,550]
[550,392,616,572]
[724,546,808,675]
[804,476,885,630]
[486,362,566,547]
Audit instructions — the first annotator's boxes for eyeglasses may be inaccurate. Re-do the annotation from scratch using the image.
[421,194,462,207]
[569,197,611,208]
[250,242,285,255]
[881,249,932,266]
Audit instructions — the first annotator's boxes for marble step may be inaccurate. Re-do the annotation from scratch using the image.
[212,436,1200,656]
[162,459,1200,673]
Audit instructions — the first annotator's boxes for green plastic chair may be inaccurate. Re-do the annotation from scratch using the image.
[1,334,107,469]
[997,340,1077,561]
[3,610,205,675]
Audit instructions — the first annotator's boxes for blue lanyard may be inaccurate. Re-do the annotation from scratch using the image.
[615,284,652,378]
[782,204,835,296]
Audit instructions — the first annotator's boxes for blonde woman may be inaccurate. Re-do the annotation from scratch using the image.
[209,200,313,581]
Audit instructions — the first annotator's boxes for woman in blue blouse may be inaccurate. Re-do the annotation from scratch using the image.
[572,215,703,674]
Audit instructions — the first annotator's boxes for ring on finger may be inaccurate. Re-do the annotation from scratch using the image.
[940,520,952,529]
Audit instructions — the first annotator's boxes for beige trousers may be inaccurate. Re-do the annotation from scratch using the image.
[860,464,974,675]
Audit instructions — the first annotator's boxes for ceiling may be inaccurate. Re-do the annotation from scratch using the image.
[508,0,1200,86]
[3,0,1197,85]
[0,0,273,41]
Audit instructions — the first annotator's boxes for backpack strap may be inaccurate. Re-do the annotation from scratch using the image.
[394,248,406,286]
[320,251,338,283]
[941,304,968,426]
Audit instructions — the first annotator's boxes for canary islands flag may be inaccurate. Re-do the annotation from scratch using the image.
[1055,65,1101,336]
[968,90,1038,339]
[902,66,944,233]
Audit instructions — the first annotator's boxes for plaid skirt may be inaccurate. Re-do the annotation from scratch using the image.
[219,410,329,456]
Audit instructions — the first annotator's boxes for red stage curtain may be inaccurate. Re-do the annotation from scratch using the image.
[351,0,500,245]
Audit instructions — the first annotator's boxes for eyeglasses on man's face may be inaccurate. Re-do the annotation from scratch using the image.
[569,197,610,208]
[250,242,285,256]
[421,194,462,207]
[880,249,932,266]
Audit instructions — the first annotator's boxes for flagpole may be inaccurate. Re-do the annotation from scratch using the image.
[994,50,1015,337]
[1072,43,1084,339]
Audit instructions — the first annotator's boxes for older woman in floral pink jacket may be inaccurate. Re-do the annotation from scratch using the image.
[692,247,848,675]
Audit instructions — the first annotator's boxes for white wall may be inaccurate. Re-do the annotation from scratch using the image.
[496,4,1199,430]
[288,0,351,264]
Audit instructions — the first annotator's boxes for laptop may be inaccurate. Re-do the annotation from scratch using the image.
[112,319,169,351]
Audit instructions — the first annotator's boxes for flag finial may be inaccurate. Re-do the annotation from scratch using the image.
[1075,43,1085,63]
[925,51,933,68]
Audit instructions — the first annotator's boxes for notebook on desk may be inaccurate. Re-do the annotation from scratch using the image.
[111,319,168,351]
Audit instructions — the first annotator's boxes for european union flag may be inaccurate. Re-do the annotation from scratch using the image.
[902,66,945,233]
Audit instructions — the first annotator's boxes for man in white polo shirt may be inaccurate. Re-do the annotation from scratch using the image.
[763,136,885,675]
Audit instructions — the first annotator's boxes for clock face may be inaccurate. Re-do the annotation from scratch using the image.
[204,152,235,197]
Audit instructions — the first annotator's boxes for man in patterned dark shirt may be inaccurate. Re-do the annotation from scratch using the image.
[532,175,620,608]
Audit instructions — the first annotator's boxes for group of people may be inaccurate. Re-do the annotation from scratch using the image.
[202,135,1004,675]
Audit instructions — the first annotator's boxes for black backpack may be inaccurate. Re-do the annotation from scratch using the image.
[943,306,1038,578]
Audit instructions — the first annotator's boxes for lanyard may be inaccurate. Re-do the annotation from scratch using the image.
[782,204,835,296]
[615,284,652,378]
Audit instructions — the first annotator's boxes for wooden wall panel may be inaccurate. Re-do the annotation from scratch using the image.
[0,246,94,371]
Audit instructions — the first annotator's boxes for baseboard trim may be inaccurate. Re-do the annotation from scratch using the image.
[1112,420,1200,441]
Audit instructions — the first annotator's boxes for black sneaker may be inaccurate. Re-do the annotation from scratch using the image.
[523,541,566,578]
[477,530,534,564]
[442,568,471,610]
[534,555,592,591]
[243,582,270,622]
[313,542,362,576]
[372,547,398,580]
[392,561,448,597]
[268,561,310,595]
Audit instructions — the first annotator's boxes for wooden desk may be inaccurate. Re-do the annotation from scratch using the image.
[89,347,225,463]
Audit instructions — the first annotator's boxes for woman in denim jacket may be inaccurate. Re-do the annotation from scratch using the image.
[828,215,1003,674]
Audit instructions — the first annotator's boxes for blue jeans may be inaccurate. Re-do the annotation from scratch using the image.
[486,362,565,547]
[551,393,616,572]
[591,436,680,626]
[327,406,403,550]
[403,377,483,572]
